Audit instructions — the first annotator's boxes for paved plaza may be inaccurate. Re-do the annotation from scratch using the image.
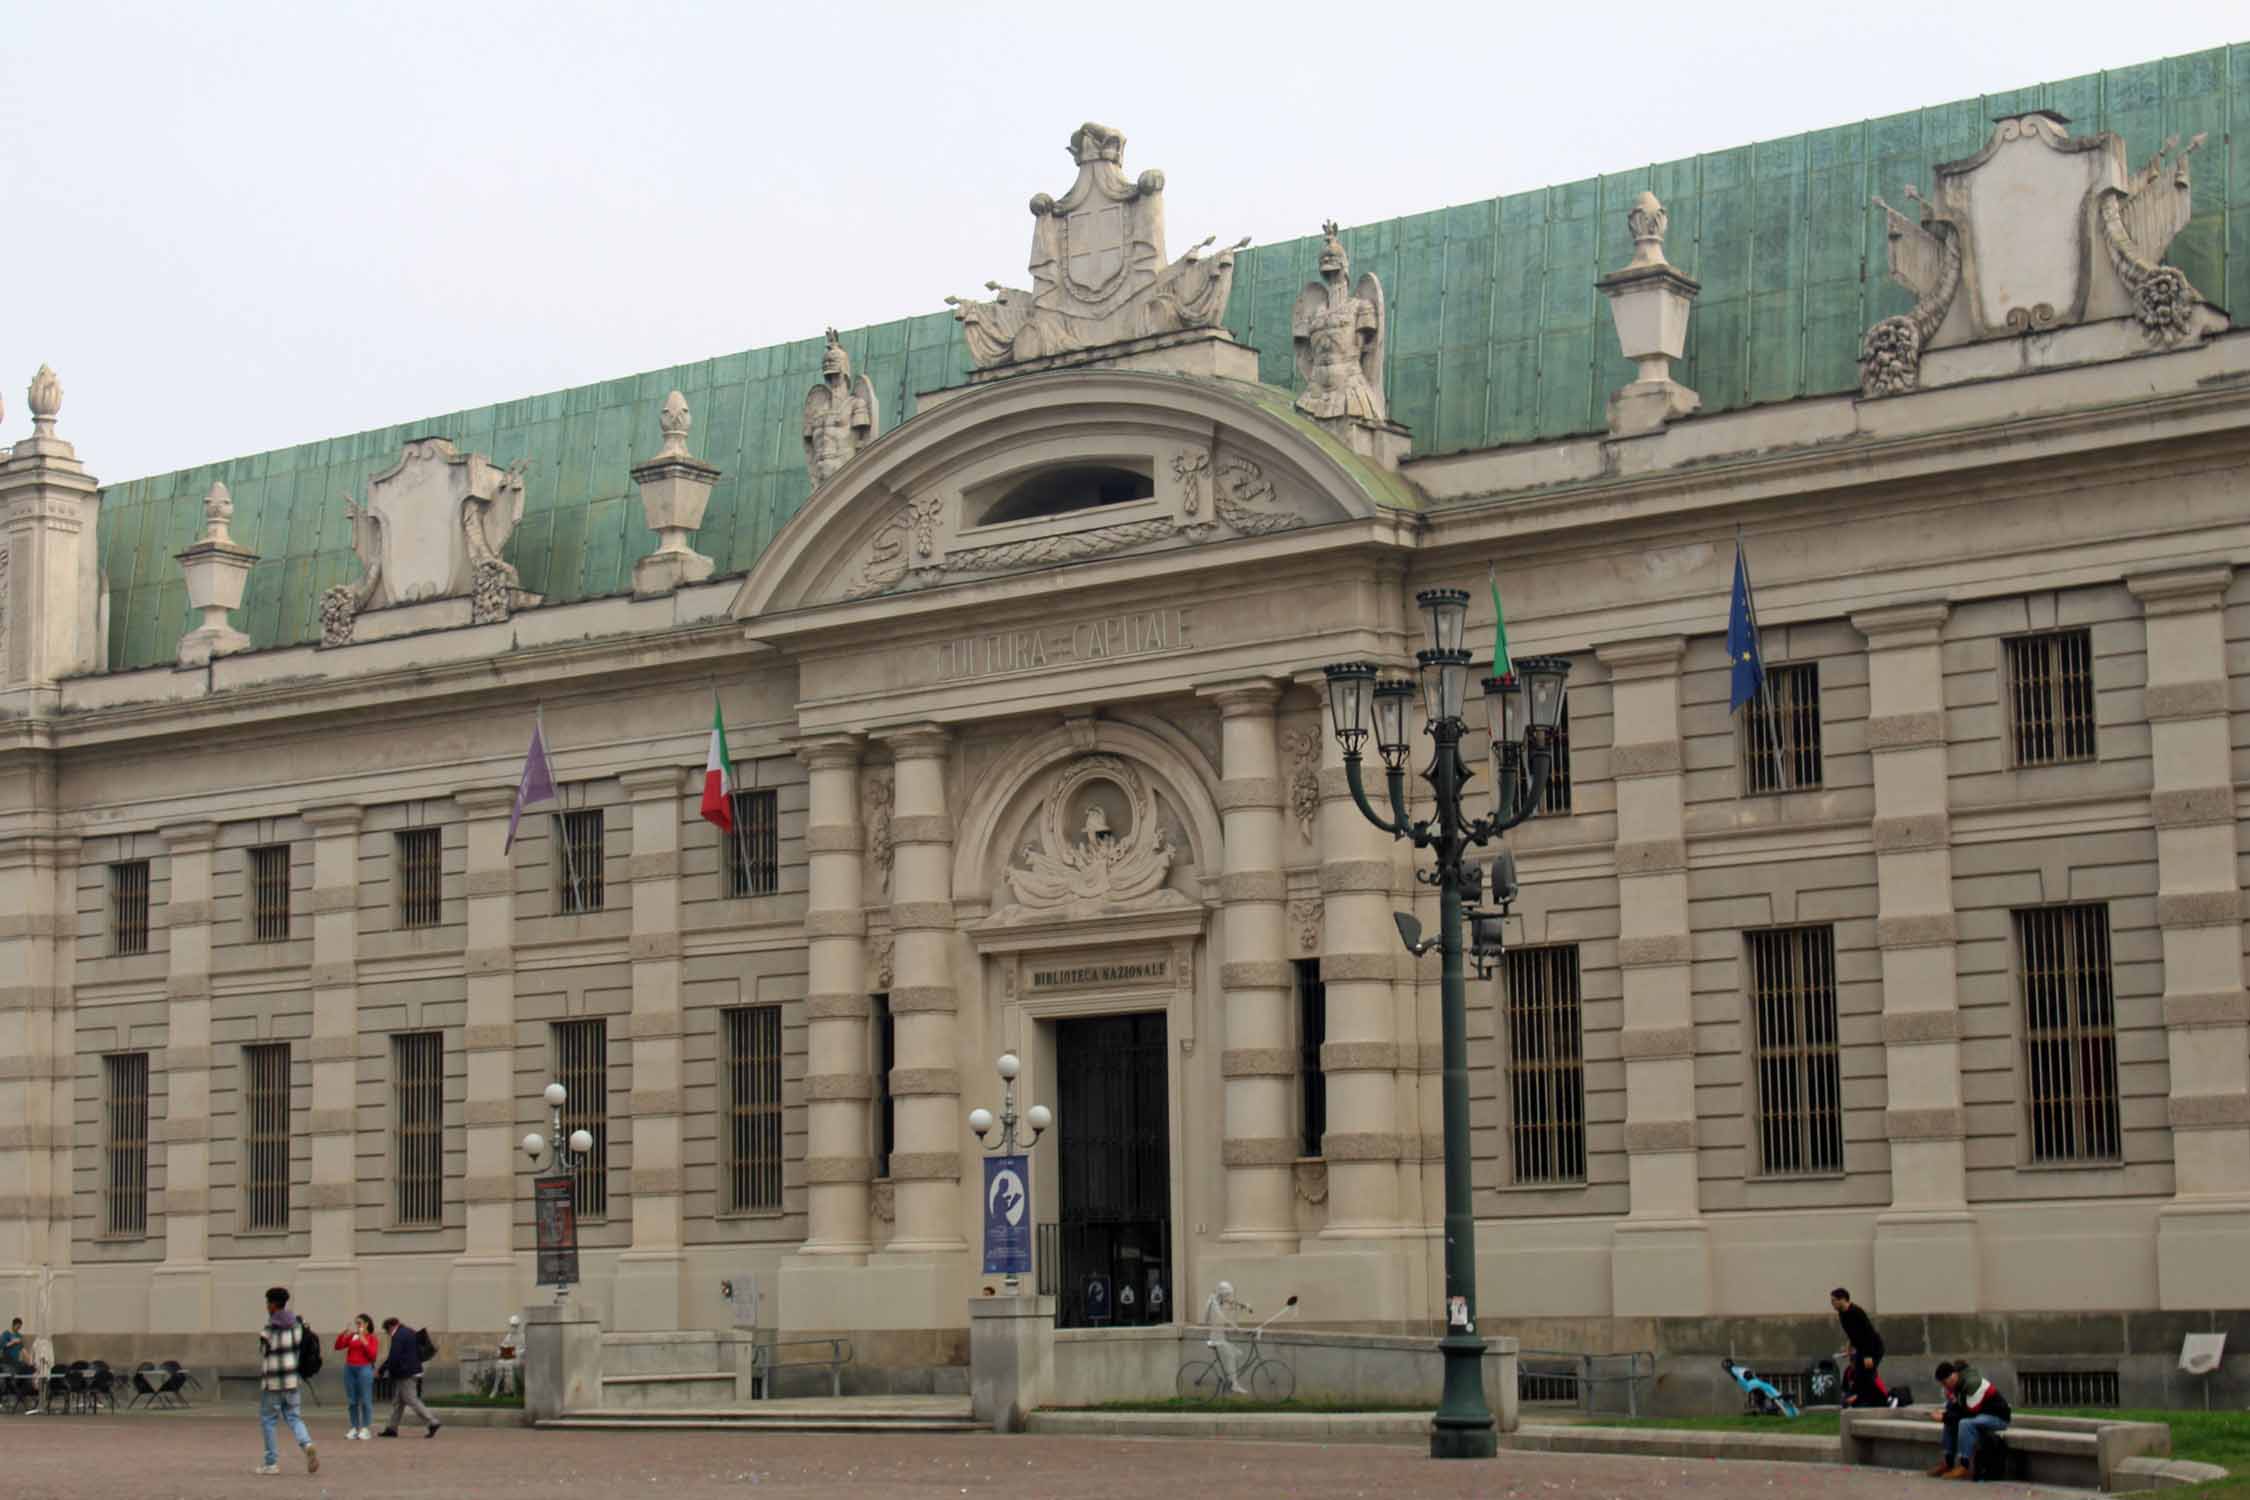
[0,1408,2055,1499]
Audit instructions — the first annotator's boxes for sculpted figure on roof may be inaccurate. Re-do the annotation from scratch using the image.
[802,329,879,487]
[947,122,1249,369]
[1292,221,1387,424]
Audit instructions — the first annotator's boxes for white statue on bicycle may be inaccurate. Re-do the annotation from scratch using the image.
[1202,1282,1247,1394]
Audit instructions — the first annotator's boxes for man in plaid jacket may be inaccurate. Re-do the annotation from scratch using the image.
[255,1287,319,1477]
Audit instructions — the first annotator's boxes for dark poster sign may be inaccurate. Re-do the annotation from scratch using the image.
[534,1175,580,1288]
[983,1154,1031,1276]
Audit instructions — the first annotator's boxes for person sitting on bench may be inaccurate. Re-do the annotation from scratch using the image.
[1928,1361,2011,1480]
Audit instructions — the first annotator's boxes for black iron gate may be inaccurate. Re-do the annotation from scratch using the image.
[1053,1011,1171,1329]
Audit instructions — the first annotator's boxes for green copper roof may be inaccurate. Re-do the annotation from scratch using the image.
[97,41,2250,671]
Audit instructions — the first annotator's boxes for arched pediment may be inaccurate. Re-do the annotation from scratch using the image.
[730,369,1420,619]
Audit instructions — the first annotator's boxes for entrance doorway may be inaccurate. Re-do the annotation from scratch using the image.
[1050,1011,1171,1330]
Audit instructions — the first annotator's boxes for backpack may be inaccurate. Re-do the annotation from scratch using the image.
[295,1320,323,1379]
[416,1327,438,1364]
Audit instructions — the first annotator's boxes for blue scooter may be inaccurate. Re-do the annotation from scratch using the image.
[1720,1357,1800,1418]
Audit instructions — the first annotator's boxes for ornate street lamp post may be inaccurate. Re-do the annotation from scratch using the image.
[522,1082,595,1308]
[968,1052,1052,1296]
[1323,588,1570,1460]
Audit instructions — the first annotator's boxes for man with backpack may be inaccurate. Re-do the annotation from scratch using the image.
[376,1316,441,1438]
[1829,1287,1888,1406]
[254,1287,319,1476]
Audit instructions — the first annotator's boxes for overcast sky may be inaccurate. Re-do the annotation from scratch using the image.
[4,2,2243,484]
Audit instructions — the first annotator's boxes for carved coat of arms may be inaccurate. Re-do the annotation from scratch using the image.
[1861,112,2225,397]
[319,438,539,644]
[991,756,1193,923]
[947,123,1250,368]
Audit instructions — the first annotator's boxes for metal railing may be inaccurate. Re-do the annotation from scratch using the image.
[1515,1349,1656,1418]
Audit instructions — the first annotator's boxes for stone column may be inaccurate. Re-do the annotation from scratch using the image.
[0,366,103,699]
[151,821,219,1334]
[1852,604,1977,1308]
[450,785,522,1330]
[297,804,365,1319]
[880,725,963,1256]
[616,766,689,1330]
[0,826,73,1329]
[2128,566,2250,1306]
[1316,718,1404,1239]
[789,736,872,1276]
[1597,637,1708,1316]
[1201,681,1295,1248]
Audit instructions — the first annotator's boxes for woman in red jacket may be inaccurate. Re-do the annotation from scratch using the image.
[335,1315,380,1441]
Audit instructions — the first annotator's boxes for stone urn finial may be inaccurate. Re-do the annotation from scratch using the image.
[202,481,236,545]
[656,389,691,459]
[27,364,62,434]
[1626,192,1669,270]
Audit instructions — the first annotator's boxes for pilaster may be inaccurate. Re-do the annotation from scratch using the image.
[1852,602,1978,1310]
[0,367,102,701]
[2127,566,2250,1307]
[877,724,963,1259]
[449,785,521,1330]
[0,822,74,1329]
[1596,636,1709,1315]
[296,803,365,1321]
[151,820,219,1333]
[782,734,874,1333]
[1200,681,1295,1248]
[1315,717,1404,1240]
[615,765,688,1330]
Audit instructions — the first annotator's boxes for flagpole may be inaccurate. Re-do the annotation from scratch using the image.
[542,703,584,912]
[716,682,754,895]
[1737,532,1792,794]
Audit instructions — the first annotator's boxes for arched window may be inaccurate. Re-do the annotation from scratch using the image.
[974,462,1154,527]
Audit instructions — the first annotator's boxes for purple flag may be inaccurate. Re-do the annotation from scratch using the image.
[505,722,558,852]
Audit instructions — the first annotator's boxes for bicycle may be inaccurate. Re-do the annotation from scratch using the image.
[1177,1295,1299,1403]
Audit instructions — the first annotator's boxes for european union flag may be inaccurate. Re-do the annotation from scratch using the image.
[1727,541,1764,715]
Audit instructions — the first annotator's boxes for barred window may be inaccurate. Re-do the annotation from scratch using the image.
[722,1005,784,1214]
[1296,960,1327,1157]
[2004,630,2096,768]
[103,1052,151,1238]
[1501,946,1586,1184]
[725,790,780,898]
[249,844,292,942]
[870,995,895,1180]
[2016,904,2121,1164]
[396,828,442,929]
[242,1043,292,1232]
[110,860,150,956]
[1746,926,1843,1176]
[553,1019,609,1219]
[1740,663,1823,795]
[1542,699,1573,815]
[555,810,605,914]
[391,1032,444,1227]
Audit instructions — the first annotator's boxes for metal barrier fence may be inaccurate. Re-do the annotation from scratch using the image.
[1515,1349,1657,1418]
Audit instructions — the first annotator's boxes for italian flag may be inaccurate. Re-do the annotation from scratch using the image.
[700,698,735,833]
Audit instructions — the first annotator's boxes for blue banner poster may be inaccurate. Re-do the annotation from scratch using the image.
[983,1154,1031,1276]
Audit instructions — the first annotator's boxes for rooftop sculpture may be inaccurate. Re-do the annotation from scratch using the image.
[948,122,1249,370]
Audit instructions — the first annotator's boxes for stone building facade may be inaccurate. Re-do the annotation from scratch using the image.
[4,57,2250,1405]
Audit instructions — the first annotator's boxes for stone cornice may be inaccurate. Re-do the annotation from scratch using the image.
[299,803,364,832]
[1850,600,1949,649]
[1196,679,1286,714]
[453,784,521,815]
[159,821,221,853]
[1594,636,1687,678]
[618,766,688,799]
[873,722,952,760]
[2126,563,2233,615]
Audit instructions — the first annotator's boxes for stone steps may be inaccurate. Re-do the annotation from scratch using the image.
[542,1395,981,1435]
[598,1372,739,1409]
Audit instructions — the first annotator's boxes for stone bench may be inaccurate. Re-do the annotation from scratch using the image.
[1840,1408,2171,1491]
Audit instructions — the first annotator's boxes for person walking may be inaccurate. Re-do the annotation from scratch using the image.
[1927,1361,2013,1480]
[377,1316,440,1438]
[1829,1287,1888,1406]
[254,1287,319,1477]
[335,1315,380,1440]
